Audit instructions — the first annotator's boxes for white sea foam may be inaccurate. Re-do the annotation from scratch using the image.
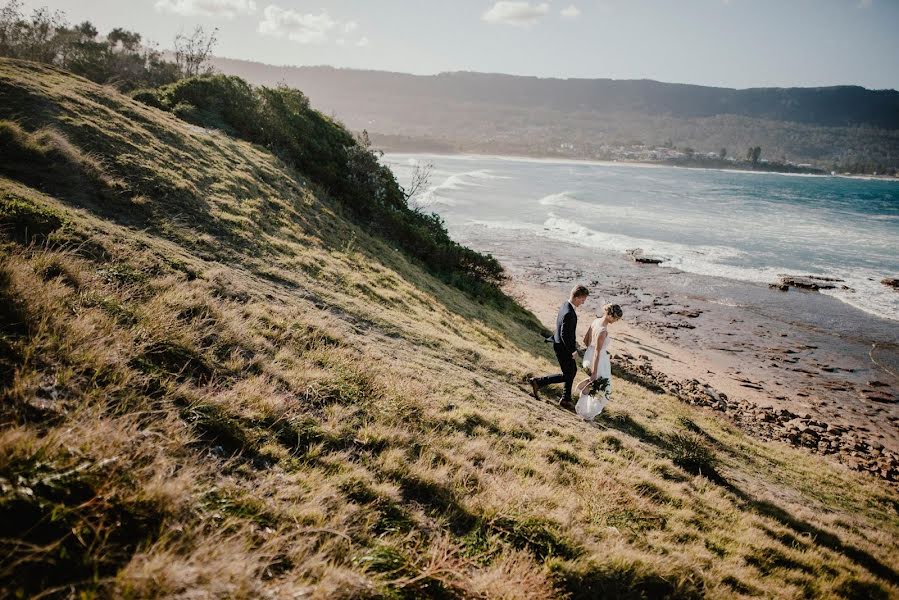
[417,169,510,206]
[538,191,576,206]
[474,215,899,321]
[820,274,899,324]
[472,215,782,283]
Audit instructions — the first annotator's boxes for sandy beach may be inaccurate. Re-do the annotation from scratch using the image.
[508,258,899,483]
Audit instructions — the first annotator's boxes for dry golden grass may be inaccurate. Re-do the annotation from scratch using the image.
[1,57,898,599]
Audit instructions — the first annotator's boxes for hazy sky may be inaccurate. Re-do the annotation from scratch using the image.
[20,0,899,90]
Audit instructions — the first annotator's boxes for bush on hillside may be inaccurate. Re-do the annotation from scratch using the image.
[134,75,506,296]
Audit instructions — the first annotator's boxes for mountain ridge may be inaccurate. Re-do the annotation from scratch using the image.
[210,56,899,130]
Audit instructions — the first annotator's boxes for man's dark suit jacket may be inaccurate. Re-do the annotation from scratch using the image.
[548,301,577,354]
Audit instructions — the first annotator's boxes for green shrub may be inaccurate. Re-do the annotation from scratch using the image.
[129,88,163,109]
[171,101,202,124]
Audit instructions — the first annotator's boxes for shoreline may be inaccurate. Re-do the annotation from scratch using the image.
[387,151,899,325]
[384,150,899,482]
[384,150,899,182]
[507,266,899,484]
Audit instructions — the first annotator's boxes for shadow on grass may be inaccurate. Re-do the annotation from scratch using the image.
[598,410,897,587]
[394,472,582,562]
[600,411,674,456]
[550,556,705,600]
[395,473,477,536]
[0,460,163,598]
[720,478,898,588]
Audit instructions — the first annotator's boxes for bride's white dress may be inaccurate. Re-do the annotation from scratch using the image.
[576,320,612,420]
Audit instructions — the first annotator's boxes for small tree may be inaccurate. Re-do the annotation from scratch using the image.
[404,160,434,211]
[174,25,217,78]
[746,146,761,165]
[0,0,25,56]
[1,2,66,63]
[51,19,91,67]
[751,146,761,165]
[108,27,141,51]
[719,147,727,159]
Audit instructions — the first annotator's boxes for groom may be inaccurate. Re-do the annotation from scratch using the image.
[530,285,589,410]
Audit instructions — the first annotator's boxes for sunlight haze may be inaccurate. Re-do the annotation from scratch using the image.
[20,0,899,89]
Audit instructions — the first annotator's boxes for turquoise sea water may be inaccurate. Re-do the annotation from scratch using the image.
[386,154,899,323]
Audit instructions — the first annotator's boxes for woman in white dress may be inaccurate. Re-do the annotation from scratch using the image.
[574,303,623,419]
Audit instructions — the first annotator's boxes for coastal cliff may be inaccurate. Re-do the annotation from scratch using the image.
[1,58,898,599]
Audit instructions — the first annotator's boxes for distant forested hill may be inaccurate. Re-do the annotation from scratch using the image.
[211,57,899,169]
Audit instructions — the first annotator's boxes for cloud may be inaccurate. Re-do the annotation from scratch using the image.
[482,2,550,27]
[857,0,872,7]
[258,5,337,44]
[258,5,367,46]
[155,0,256,18]
[560,5,581,18]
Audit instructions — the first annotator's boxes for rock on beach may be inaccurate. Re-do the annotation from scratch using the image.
[770,275,845,292]
[625,248,663,264]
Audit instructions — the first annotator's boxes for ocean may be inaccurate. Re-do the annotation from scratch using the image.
[385,154,899,324]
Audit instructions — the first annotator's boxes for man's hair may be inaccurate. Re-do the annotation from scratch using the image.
[570,285,590,299]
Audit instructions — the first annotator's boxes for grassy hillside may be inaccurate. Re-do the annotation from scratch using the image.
[1,58,898,599]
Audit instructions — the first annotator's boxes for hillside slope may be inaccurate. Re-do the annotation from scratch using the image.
[1,58,898,599]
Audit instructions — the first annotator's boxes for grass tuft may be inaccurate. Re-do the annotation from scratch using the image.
[667,431,719,477]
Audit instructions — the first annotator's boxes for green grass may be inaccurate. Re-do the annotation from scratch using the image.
[1,57,898,599]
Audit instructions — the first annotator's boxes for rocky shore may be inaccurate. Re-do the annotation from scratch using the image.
[614,352,899,482]
[507,257,899,486]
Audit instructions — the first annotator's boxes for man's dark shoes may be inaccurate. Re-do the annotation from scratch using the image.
[558,397,576,412]
[529,378,540,400]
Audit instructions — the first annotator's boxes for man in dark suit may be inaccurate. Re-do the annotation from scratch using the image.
[530,285,589,410]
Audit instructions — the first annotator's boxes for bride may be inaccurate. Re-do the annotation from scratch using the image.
[574,303,623,419]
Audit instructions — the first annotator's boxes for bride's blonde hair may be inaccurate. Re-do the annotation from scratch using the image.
[603,303,623,321]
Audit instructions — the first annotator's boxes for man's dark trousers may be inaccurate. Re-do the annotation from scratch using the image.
[539,343,578,402]
[535,300,579,404]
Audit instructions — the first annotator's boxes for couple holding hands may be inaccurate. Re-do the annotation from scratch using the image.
[530,285,623,419]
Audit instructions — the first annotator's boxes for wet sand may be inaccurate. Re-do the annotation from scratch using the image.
[491,237,899,483]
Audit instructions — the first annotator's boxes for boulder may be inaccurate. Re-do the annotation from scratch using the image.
[774,275,844,291]
[625,248,663,264]
[882,277,899,290]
